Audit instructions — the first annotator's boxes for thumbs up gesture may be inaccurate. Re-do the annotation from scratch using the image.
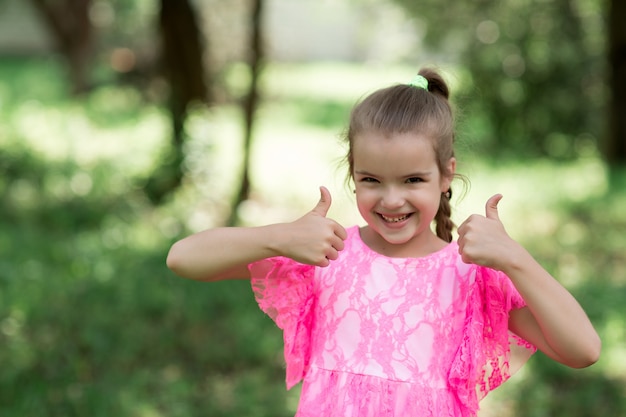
[457,194,517,270]
[279,186,348,267]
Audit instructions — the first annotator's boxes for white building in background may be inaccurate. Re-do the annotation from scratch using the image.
[264,0,421,63]
[0,0,421,64]
[0,0,54,53]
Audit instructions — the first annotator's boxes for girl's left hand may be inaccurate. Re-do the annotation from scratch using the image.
[457,194,519,270]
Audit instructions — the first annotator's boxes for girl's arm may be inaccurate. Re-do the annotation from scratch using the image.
[166,186,347,281]
[457,194,601,368]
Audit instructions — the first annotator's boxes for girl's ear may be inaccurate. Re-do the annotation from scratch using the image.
[448,157,457,176]
[441,157,456,191]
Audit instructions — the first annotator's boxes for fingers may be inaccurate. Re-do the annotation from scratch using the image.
[331,233,346,252]
[485,194,503,220]
[318,235,346,266]
[335,223,348,241]
[309,237,341,267]
[458,193,504,237]
[457,194,508,267]
[311,185,347,243]
[316,257,331,267]
[311,186,332,217]
[307,186,348,267]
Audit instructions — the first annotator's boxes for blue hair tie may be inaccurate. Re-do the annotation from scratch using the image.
[408,75,428,90]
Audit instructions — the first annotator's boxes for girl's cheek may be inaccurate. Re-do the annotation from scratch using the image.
[356,190,378,205]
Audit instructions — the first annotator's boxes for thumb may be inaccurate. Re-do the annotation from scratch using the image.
[485,194,503,220]
[311,186,332,217]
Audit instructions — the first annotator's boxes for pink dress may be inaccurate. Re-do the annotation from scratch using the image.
[249,226,535,417]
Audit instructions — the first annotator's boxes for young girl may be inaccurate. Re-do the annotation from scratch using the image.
[166,68,601,417]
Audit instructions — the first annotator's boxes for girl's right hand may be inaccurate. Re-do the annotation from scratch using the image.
[275,186,347,267]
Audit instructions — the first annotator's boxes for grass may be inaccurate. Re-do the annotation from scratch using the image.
[0,57,624,416]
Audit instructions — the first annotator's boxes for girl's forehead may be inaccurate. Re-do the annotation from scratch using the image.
[352,131,436,157]
[352,132,439,172]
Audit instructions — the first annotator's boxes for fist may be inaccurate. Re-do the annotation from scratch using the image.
[457,194,514,269]
[283,186,348,267]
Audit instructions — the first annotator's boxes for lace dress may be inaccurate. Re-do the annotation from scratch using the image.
[249,226,535,417]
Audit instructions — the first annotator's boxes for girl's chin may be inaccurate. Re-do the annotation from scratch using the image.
[374,226,416,245]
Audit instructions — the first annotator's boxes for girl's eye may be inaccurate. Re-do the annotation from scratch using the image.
[360,177,379,183]
[406,177,423,184]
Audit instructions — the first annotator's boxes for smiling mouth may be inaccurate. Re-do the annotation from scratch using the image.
[379,213,412,223]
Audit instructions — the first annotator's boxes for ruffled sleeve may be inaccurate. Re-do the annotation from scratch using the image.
[248,257,316,389]
[448,266,536,416]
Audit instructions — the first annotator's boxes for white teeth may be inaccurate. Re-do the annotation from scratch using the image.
[380,214,409,223]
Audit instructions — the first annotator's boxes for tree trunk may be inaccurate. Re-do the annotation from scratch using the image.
[607,0,626,167]
[144,0,209,205]
[28,0,93,94]
[227,0,265,226]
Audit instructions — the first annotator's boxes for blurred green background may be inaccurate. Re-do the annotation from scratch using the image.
[1,0,625,416]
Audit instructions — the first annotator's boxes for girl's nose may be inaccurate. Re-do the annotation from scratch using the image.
[380,187,405,209]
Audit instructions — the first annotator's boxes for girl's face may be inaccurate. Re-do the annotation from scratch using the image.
[352,131,455,257]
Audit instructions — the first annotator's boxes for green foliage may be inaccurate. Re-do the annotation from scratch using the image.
[512,190,626,416]
[0,58,290,417]
[392,0,606,160]
[515,356,626,417]
[0,135,291,417]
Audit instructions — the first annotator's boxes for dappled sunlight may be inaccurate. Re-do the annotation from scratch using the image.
[601,317,626,378]
[279,61,460,98]
[262,61,423,101]
[449,157,609,239]
[1,58,624,416]
[12,95,168,175]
